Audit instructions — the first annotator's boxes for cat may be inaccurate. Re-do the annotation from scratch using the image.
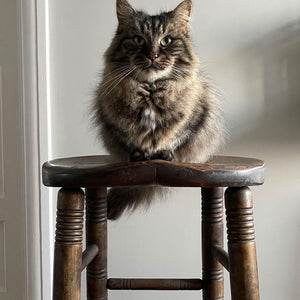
[92,0,224,220]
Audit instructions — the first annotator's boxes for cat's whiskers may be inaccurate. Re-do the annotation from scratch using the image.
[100,66,132,85]
[100,67,135,96]
[103,67,137,97]
[133,68,142,81]
[170,69,185,80]
[172,65,190,75]
[102,65,131,78]
[171,73,183,81]
[170,65,192,80]
[101,66,137,98]
[101,66,133,88]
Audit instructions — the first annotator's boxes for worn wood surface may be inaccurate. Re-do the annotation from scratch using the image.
[85,188,108,300]
[42,155,265,188]
[202,188,224,300]
[107,278,202,290]
[53,188,84,300]
[211,245,229,272]
[81,244,99,272]
[47,157,263,299]
[225,187,260,300]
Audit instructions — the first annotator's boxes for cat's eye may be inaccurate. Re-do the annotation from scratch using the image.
[133,36,145,46]
[160,36,172,47]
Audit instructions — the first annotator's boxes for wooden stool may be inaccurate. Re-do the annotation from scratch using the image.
[42,155,264,300]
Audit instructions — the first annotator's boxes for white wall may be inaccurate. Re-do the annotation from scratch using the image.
[48,0,300,299]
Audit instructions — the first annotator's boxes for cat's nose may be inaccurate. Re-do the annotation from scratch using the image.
[149,52,159,61]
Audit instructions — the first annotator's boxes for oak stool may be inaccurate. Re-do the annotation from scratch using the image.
[42,155,264,300]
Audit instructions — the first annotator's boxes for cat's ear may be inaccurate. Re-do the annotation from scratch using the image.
[172,0,192,22]
[116,0,135,24]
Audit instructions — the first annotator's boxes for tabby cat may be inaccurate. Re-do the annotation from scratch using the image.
[93,0,224,219]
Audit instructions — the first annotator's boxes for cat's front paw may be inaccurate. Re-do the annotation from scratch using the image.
[130,150,146,162]
[151,150,174,161]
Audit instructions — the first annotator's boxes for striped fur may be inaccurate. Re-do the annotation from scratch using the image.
[92,0,224,219]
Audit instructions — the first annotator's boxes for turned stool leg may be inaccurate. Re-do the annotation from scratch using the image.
[85,188,108,300]
[201,187,224,300]
[53,188,84,300]
[225,187,260,300]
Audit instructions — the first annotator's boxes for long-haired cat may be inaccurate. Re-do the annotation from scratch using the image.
[93,0,224,219]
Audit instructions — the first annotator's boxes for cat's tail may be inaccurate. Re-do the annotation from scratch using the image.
[107,186,166,220]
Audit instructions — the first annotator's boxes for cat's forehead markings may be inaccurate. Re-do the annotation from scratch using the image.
[129,29,137,36]
[137,14,166,35]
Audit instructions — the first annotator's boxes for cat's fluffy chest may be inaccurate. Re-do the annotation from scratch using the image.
[131,80,175,131]
[141,107,156,131]
[136,81,173,105]
[112,77,192,137]
[120,78,177,119]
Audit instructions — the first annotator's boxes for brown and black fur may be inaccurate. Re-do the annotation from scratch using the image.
[93,0,224,219]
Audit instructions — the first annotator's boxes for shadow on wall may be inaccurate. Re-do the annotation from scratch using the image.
[208,21,300,300]
[209,20,300,143]
[247,20,300,142]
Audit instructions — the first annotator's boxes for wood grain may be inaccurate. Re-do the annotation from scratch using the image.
[53,188,84,300]
[45,156,263,300]
[225,187,260,300]
[211,245,229,272]
[81,244,99,272]
[201,187,224,300]
[85,188,108,300]
[107,278,202,290]
[42,155,264,188]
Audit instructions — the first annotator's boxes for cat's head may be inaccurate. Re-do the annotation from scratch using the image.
[105,0,197,82]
